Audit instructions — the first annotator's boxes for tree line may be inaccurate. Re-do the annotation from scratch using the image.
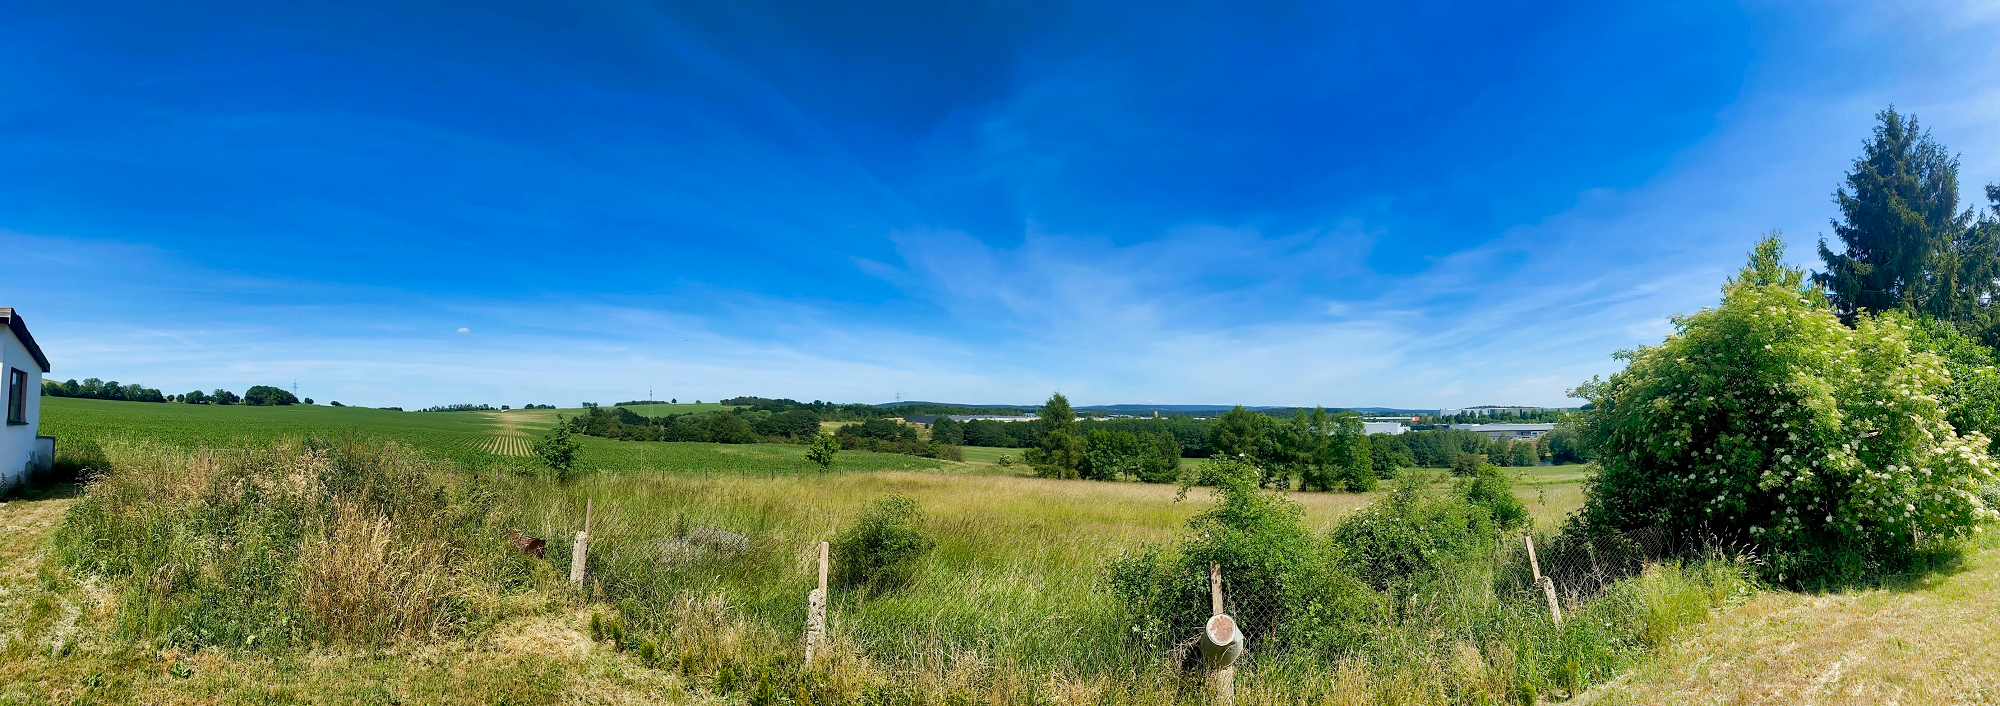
[566,403,820,443]
[565,401,965,461]
[43,379,303,406]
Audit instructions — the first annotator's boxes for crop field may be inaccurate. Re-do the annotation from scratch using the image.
[38,397,943,476]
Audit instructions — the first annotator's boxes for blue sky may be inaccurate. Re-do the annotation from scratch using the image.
[4,1,2000,409]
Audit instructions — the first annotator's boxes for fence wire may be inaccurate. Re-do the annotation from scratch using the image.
[1497,525,1683,607]
[1178,525,1697,669]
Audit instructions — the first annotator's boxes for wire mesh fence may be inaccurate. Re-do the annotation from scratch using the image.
[1496,525,1684,607]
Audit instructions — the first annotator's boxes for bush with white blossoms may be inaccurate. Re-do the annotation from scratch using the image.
[1573,235,2000,582]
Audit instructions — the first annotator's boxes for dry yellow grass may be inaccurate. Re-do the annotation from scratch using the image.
[297,501,461,644]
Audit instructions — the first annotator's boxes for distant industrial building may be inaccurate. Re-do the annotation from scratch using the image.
[1447,423,1555,441]
[1362,421,1408,435]
[901,414,1038,425]
[1438,406,1563,417]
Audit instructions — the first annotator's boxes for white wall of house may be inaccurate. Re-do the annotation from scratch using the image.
[1,324,46,491]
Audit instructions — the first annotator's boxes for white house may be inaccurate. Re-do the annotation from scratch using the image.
[1,308,53,492]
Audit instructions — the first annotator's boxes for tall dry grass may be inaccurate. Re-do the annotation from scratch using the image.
[53,438,542,649]
[297,501,462,643]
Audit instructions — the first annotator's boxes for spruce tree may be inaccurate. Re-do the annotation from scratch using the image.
[1815,107,1988,327]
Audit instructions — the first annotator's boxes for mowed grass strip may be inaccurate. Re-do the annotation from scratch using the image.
[1579,532,2000,706]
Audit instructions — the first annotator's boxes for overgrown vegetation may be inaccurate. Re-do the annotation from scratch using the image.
[52,439,544,649]
[1109,457,1757,702]
[1574,234,2000,585]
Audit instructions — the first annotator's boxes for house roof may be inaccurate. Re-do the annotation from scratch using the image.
[0,308,51,373]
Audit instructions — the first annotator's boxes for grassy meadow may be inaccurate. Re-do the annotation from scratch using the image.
[6,397,1928,704]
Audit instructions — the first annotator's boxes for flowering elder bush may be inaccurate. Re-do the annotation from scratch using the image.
[1574,236,1999,582]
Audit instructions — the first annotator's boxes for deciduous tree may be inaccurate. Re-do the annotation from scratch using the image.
[1027,392,1084,479]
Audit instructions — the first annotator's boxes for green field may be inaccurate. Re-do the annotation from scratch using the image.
[40,397,943,476]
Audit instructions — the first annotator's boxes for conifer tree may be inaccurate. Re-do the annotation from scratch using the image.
[1815,107,1992,328]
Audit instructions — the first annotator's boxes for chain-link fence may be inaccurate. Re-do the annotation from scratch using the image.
[1495,525,1685,607]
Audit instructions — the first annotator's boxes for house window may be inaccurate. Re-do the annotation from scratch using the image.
[6,368,25,425]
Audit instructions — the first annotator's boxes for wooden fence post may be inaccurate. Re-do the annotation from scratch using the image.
[805,541,829,663]
[1207,563,1236,706]
[570,499,593,586]
[1525,535,1561,624]
[1542,576,1563,625]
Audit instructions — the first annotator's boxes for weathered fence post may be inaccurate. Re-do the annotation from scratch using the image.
[1524,535,1562,624]
[805,541,829,663]
[1203,562,1241,706]
[570,499,593,586]
[1542,576,1564,625]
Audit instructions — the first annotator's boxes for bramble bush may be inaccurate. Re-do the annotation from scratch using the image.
[1574,235,2000,583]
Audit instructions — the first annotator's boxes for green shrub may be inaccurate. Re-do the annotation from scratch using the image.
[830,495,936,593]
[1898,312,2000,455]
[1331,476,1500,591]
[1108,457,1375,658]
[533,420,582,482]
[1574,235,2000,584]
[1462,464,1528,531]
